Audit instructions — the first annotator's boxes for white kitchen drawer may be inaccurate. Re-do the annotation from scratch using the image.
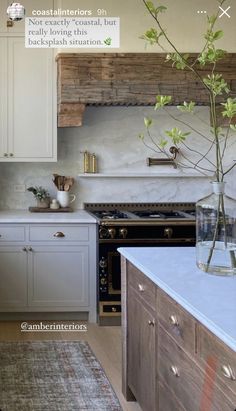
[0,226,25,242]
[29,225,89,242]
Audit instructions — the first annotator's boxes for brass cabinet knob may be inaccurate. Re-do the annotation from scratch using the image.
[53,232,65,238]
[169,315,179,327]
[28,247,33,252]
[148,319,155,326]
[22,247,27,252]
[9,153,14,157]
[138,284,145,292]
[164,227,173,239]
[170,365,180,377]
[111,307,117,312]
[4,153,8,157]
[221,365,236,381]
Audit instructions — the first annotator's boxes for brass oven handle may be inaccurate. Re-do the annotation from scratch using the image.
[138,284,145,292]
[221,365,236,381]
[164,227,173,239]
[53,232,65,238]
[169,315,179,327]
[170,365,180,377]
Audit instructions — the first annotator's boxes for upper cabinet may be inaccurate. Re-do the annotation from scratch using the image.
[0,37,57,161]
[0,0,53,35]
[0,0,57,162]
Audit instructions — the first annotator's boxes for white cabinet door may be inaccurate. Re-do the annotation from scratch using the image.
[0,246,27,307]
[0,38,8,157]
[28,245,89,308]
[7,37,56,161]
[0,0,54,35]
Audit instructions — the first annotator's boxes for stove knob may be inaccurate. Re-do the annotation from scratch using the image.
[119,227,128,239]
[100,277,107,285]
[164,227,173,239]
[99,257,107,268]
[108,228,116,239]
[99,227,108,239]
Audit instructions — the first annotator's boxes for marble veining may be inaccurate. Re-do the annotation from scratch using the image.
[0,107,235,210]
[118,246,236,352]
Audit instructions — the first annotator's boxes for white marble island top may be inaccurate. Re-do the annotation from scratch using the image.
[0,210,97,224]
[118,247,236,352]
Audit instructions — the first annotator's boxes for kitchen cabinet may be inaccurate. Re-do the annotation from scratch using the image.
[127,287,156,411]
[121,258,236,411]
[0,246,27,307]
[28,245,89,308]
[0,0,53,35]
[0,223,96,322]
[0,37,56,161]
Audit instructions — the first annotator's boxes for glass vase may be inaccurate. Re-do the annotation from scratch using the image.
[196,182,236,276]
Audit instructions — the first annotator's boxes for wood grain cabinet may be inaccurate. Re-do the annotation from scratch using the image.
[122,258,236,411]
[0,223,96,322]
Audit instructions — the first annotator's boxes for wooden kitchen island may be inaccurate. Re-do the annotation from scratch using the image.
[119,247,236,411]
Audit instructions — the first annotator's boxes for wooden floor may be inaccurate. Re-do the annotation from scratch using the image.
[0,321,141,411]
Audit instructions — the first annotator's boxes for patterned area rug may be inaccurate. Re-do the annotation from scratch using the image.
[0,341,122,411]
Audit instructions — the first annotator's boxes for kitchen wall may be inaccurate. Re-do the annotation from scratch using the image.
[0,106,235,210]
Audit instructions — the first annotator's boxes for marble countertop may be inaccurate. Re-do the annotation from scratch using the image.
[118,247,236,352]
[0,210,97,224]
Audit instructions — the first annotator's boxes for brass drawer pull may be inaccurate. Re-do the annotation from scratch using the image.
[53,232,65,238]
[221,365,236,381]
[148,320,155,327]
[138,284,145,292]
[169,315,179,327]
[170,365,180,377]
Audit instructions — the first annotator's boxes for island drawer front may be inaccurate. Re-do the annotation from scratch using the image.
[198,325,236,401]
[159,382,186,411]
[29,225,89,242]
[157,289,196,355]
[127,262,156,310]
[0,226,25,242]
[159,326,235,411]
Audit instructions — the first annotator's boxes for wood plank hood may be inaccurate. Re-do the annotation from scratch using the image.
[56,53,236,127]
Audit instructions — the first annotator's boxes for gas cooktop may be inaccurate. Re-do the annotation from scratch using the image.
[84,203,196,222]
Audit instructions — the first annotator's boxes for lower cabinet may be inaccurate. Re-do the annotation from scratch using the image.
[122,258,236,411]
[127,287,156,411]
[0,223,96,321]
[0,246,27,307]
[28,245,89,308]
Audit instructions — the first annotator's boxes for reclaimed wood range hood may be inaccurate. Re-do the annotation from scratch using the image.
[56,53,236,127]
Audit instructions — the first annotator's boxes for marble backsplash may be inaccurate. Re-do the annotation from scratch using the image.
[0,106,235,210]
